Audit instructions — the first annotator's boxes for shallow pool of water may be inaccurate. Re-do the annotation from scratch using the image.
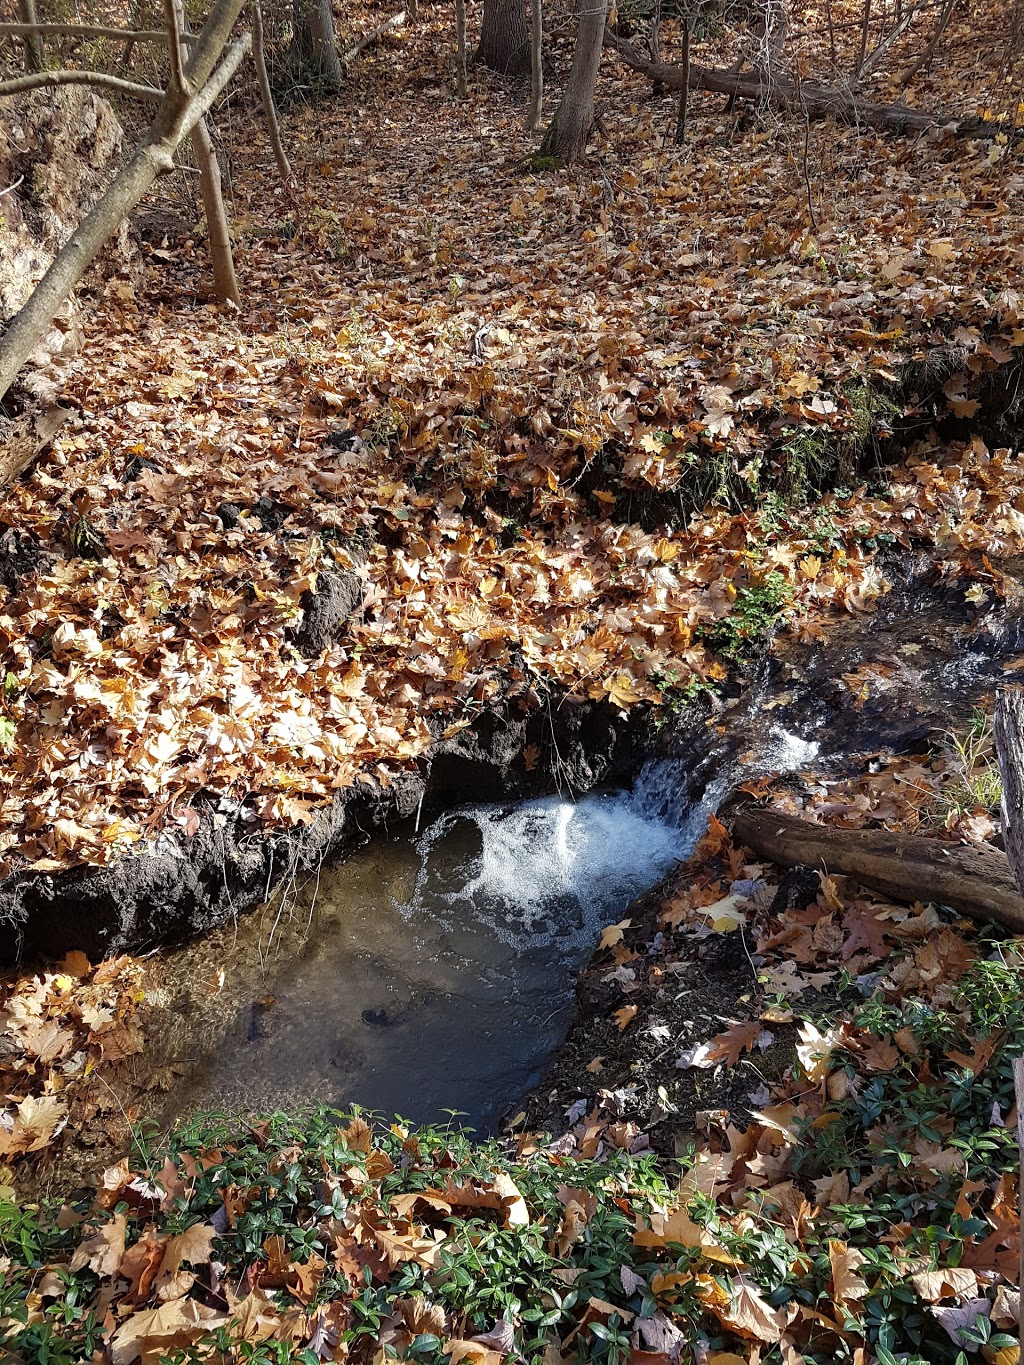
[154,768,707,1133]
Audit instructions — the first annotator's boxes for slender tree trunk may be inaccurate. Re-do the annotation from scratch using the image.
[674,22,690,142]
[476,0,530,76]
[855,0,871,73]
[526,0,543,128]
[174,0,240,304]
[0,2,251,402]
[289,0,342,90]
[252,0,293,185]
[191,118,239,302]
[538,0,607,163]
[901,0,955,81]
[17,0,43,72]
[456,0,468,95]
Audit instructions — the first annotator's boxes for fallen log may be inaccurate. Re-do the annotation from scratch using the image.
[732,804,1024,933]
[603,29,1005,140]
[340,11,405,64]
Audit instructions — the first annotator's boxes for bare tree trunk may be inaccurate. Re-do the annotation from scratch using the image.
[900,0,955,82]
[855,0,871,73]
[538,0,607,164]
[289,0,342,90]
[825,0,837,66]
[995,687,1024,898]
[252,0,293,185]
[17,0,43,72]
[674,21,690,142]
[456,0,468,95]
[0,0,251,403]
[173,0,240,304]
[477,0,530,76]
[191,119,239,302]
[650,0,663,98]
[526,0,543,128]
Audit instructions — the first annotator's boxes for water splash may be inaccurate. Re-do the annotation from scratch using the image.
[171,761,712,1132]
[408,771,701,953]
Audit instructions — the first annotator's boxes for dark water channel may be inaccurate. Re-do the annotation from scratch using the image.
[156,770,710,1133]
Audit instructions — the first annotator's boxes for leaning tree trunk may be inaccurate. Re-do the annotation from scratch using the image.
[289,0,342,90]
[538,0,607,163]
[995,686,1024,897]
[476,0,530,76]
[0,0,251,402]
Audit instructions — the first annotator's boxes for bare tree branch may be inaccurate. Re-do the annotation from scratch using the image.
[164,0,190,93]
[0,68,163,100]
[0,21,170,41]
[341,11,406,62]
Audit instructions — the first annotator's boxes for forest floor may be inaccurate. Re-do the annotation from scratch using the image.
[5,0,1024,1360]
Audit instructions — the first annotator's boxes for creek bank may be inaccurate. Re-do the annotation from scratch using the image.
[518,559,1024,1148]
[0,688,651,963]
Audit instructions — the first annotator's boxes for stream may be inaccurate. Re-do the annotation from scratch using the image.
[129,567,1022,1144]
[152,765,711,1133]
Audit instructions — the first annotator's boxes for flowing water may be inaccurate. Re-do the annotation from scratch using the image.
[159,765,712,1133]
[146,575,1021,1138]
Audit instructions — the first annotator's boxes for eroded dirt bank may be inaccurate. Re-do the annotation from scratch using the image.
[0,691,649,963]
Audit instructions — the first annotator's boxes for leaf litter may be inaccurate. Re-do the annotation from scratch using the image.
[5,0,1024,1358]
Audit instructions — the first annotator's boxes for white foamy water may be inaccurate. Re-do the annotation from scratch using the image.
[169,761,710,1133]
[410,770,703,952]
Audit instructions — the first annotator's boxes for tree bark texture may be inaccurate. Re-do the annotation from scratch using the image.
[289,0,342,90]
[252,0,293,185]
[604,28,1007,139]
[0,0,251,403]
[174,0,240,305]
[732,805,1024,933]
[477,0,530,76]
[995,686,1024,898]
[539,0,608,164]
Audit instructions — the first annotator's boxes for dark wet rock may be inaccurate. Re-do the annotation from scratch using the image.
[0,525,39,592]
[769,866,823,917]
[251,496,292,531]
[291,570,363,659]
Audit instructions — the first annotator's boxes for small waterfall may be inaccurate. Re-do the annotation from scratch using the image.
[404,761,713,955]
